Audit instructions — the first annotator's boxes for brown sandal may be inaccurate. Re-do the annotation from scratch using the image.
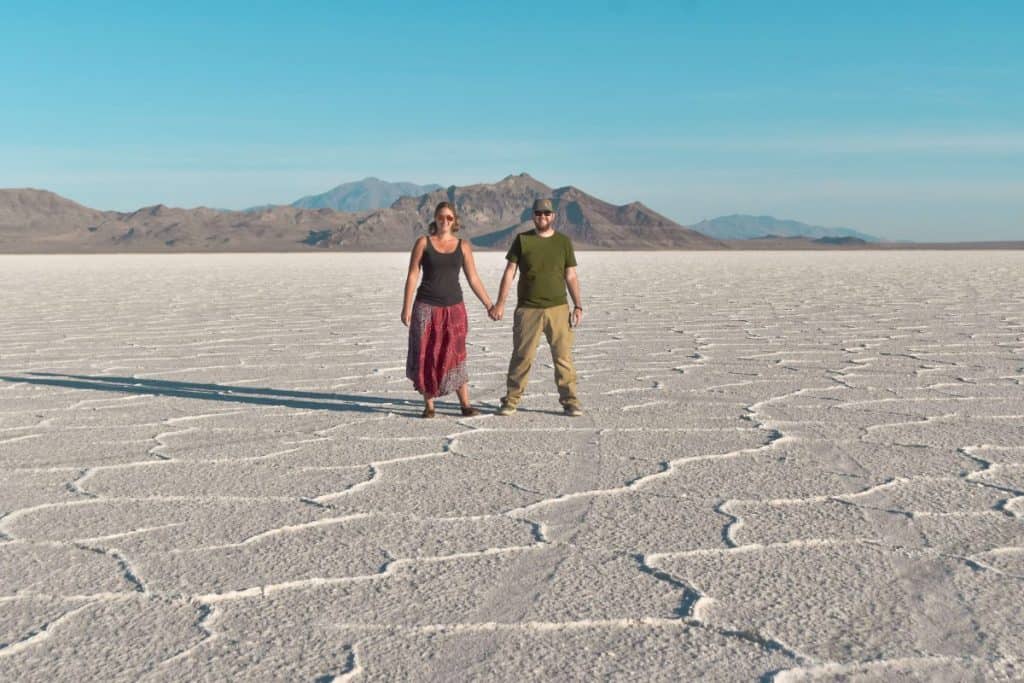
[421,406,435,418]
[460,406,480,417]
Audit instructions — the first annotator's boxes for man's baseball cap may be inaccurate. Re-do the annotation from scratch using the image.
[532,198,554,213]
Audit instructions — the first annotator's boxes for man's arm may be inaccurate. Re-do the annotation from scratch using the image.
[491,261,518,320]
[565,265,583,326]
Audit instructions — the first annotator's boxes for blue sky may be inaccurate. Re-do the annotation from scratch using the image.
[1,0,1021,241]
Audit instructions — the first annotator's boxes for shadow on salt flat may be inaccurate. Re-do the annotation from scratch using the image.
[0,372,420,416]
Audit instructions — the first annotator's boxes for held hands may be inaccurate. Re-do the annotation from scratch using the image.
[485,303,579,324]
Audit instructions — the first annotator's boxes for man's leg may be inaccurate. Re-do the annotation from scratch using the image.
[502,307,545,409]
[543,304,579,410]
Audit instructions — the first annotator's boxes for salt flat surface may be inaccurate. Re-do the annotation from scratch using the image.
[1,252,1022,681]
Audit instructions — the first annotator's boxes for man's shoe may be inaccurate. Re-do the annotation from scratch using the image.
[496,403,517,416]
[563,405,583,417]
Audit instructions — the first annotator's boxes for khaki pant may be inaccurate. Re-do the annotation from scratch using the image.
[502,304,578,409]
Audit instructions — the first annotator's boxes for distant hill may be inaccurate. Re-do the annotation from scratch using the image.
[814,236,868,246]
[0,188,106,229]
[724,235,878,250]
[288,177,442,211]
[693,214,880,242]
[0,188,364,252]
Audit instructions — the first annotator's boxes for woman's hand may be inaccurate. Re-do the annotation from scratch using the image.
[401,307,412,326]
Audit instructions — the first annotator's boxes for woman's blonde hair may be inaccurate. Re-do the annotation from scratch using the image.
[428,201,460,235]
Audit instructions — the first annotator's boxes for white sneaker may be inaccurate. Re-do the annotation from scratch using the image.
[497,403,517,416]
[563,405,583,417]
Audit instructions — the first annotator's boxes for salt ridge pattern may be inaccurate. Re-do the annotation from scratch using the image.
[0,252,1022,681]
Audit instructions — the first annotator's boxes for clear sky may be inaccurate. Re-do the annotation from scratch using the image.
[2,0,1021,241]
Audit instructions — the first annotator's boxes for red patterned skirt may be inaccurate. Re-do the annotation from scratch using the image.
[406,300,469,398]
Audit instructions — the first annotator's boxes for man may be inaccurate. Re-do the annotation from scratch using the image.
[489,198,584,417]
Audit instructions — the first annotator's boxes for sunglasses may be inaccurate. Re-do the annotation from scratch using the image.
[436,215,456,222]
[534,211,554,217]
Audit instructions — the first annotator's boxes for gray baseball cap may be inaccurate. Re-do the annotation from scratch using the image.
[532,198,554,212]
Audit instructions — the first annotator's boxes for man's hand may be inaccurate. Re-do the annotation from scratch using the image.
[571,307,583,327]
[489,303,504,321]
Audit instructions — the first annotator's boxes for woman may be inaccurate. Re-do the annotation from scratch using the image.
[402,201,493,418]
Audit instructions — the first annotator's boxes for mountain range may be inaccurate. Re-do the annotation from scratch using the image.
[692,215,880,242]
[6,180,1019,252]
[0,175,722,252]
[312,174,722,250]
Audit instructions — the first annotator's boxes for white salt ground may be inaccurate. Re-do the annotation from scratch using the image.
[0,251,1022,681]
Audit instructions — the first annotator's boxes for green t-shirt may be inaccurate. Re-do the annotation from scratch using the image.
[505,230,577,308]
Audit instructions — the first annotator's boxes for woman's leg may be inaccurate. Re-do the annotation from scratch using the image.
[456,383,479,416]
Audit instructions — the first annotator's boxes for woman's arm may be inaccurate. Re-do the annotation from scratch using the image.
[401,237,427,326]
[460,240,493,312]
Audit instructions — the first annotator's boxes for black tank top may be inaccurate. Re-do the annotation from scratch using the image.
[416,237,464,306]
